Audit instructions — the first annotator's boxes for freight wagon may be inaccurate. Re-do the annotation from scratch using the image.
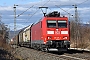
[18,25,32,47]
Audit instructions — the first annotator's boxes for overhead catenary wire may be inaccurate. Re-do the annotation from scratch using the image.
[17,0,50,18]
[16,1,43,18]
[17,5,34,17]
[22,8,40,25]
[23,0,51,25]
[77,0,89,6]
[47,0,74,18]
[55,5,73,16]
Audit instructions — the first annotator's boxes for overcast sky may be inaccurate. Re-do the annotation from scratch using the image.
[0,0,90,31]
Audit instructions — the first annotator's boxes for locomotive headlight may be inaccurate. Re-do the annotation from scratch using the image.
[47,36,52,39]
[63,36,67,39]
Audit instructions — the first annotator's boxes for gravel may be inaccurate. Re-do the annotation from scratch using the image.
[12,47,63,60]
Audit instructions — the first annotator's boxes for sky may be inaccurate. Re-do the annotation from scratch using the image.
[0,0,90,31]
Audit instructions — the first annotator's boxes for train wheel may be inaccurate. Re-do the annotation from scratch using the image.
[40,47,46,52]
[41,48,45,52]
[46,48,49,52]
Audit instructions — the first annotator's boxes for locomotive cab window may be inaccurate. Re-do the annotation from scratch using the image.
[58,20,67,28]
[47,20,56,28]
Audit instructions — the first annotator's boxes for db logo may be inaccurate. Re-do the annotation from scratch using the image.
[55,29,60,34]
[55,31,60,34]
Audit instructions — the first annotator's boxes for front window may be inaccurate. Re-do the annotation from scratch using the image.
[58,20,67,28]
[47,20,67,28]
[47,20,56,28]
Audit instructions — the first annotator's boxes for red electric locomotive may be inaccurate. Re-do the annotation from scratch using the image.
[31,11,70,52]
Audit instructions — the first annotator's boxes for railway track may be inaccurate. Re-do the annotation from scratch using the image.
[63,53,90,60]
[12,46,90,60]
[36,50,90,60]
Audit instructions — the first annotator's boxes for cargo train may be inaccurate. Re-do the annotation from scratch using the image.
[11,11,70,52]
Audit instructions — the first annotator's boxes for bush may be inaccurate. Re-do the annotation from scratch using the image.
[0,34,11,50]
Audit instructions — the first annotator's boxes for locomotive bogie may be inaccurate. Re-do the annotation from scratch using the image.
[46,40,70,49]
